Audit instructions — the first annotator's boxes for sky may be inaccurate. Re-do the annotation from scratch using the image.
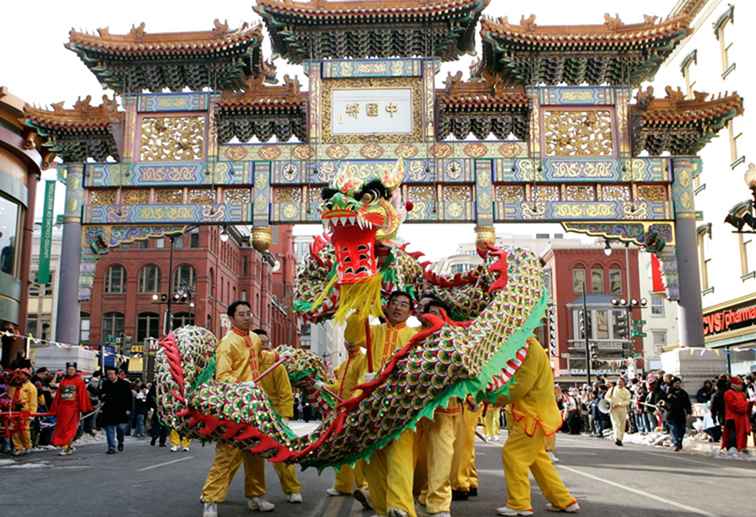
[1,0,678,262]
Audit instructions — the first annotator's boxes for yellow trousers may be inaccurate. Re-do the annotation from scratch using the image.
[365,429,416,517]
[418,412,457,514]
[484,407,501,438]
[502,425,575,512]
[544,433,556,452]
[12,425,32,452]
[201,443,266,503]
[451,405,482,491]
[333,460,367,494]
[272,462,302,495]
[610,409,627,442]
[169,430,190,449]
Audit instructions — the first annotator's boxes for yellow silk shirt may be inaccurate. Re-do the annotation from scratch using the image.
[215,328,263,383]
[9,381,38,414]
[329,350,368,399]
[345,316,418,372]
[259,353,294,419]
[500,337,562,436]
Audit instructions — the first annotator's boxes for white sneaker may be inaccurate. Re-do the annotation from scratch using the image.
[202,503,218,517]
[548,451,560,463]
[546,502,581,513]
[247,497,275,512]
[287,493,303,504]
[183,447,191,452]
[496,506,534,516]
[428,513,451,517]
[170,446,179,452]
[326,488,343,496]
[387,509,408,517]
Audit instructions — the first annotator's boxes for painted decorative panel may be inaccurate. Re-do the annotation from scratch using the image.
[543,110,614,157]
[122,189,150,205]
[252,161,271,225]
[600,185,631,202]
[223,188,251,205]
[438,159,474,183]
[272,187,305,223]
[155,189,184,205]
[89,190,116,206]
[538,87,615,106]
[405,185,437,221]
[271,161,308,185]
[321,59,423,79]
[85,161,246,187]
[139,116,205,161]
[671,158,701,216]
[137,93,210,112]
[496,201,669,222]
[544,158,617,181]
[86,204,247,225]
[475,160,494,225]
[440,186,474,221]
[637,185,668,202]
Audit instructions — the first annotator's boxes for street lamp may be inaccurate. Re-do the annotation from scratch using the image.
[220,225,229,243]
[603,239,612,256]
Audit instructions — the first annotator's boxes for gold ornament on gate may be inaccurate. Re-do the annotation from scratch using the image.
[251,226,272,252]
[475,225,496,246]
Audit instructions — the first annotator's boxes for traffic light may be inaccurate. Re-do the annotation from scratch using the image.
[615,310,629,340]
[547,306,558,355]
[577,310,591,340]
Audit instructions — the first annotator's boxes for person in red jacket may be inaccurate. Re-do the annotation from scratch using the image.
[723,376,751,455]
[51,363,93,455]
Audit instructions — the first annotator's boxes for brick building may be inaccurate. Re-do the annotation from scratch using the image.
[80,225,298,352]
[542,242,642,383]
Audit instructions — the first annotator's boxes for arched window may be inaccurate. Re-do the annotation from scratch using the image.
[137,312,160,341]
[174,264,196,290]
[105,265,126,294]
[609,267,623,296]
[138,264,160,293]
[172,312,194,329]
[572,266,586,295]
[102,312,124,341]
[209,268,215,298]
[591,267,604,294]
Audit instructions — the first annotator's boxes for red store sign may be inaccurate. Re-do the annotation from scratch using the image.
[703,302,756,336]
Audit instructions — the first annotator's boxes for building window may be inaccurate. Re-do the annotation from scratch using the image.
[138,264,160,293]
[241,289,248,301]
[174,264,196,290]
[173,312,195,329]
[680,50,697,98]
[591,267,604,294]
[727,119,743,167]
[80,313,90,343]
[0,194,21,276]
[156,238,165,249]
[594,309,609,339]
[105,265,126,294]
[29,282,54,297]
[715,5,735,77]
[650,293,665,317]
[572,267,586,295]
[137,312,160,342]
[136,240,148,249]
[739,233,756,278]
[209,268,215,298]
[697,224,712,292]
[652,330,667,355]
[102,312,125,342]
[242,256,249,275]
[190,229,200,248]
[608,268,622,296]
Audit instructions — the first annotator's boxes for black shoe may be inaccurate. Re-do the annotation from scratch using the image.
[451,490,469,501]
[615,440,623,447]
[159,443,167,448]
[674,445,682,452]
[150,439,156,446]
[106,448,116,455]
[117,443,124,452]
[468,487,478,497]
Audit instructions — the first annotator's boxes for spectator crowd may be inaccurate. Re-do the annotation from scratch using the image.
[554,371,756,457]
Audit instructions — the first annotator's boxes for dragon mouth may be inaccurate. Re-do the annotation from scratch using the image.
[322,209,380,285]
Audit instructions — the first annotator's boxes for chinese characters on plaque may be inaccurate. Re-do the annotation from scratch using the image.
[332,88,412,135]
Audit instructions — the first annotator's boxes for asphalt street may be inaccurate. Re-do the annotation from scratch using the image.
[2,431,755,517]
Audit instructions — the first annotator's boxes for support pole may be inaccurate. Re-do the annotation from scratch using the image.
[674,214,705,347]
[583,283,591,386]
[55,163,85,346]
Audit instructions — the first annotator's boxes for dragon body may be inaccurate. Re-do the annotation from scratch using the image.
[156,160,546,470]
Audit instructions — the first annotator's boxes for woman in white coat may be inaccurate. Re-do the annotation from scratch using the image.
[606,377,632,446]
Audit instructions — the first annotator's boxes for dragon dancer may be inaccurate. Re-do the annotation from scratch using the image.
[496,338,579,516]
[201,301,276,517]
[345,290,419,517]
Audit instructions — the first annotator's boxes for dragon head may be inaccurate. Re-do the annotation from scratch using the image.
[320,160,407,285]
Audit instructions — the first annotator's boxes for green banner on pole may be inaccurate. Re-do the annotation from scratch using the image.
[36,180,56,284]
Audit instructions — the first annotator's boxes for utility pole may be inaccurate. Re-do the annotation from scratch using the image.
[582,282,592,386]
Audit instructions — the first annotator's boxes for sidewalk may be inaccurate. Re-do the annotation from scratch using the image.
[617,430,756,461]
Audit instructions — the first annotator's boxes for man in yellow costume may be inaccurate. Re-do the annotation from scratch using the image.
[200,301,275,517]
[451,396,482,501]
[321,338,371,510]
[605,376,631,447]
[496,338,579,516]
[8,359,38,456]
[414,296,460,517]
[251,329,303,503]
[345,290,418,517]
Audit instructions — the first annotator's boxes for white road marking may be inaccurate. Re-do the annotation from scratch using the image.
[138,455,194,472]
[557,464,718,517]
